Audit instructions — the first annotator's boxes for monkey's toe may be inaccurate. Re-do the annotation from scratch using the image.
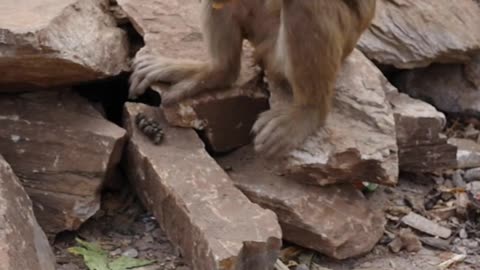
[252,109,294,157]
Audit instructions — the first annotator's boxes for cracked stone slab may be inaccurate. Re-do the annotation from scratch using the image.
[0,90,126,235]
[0,155,56,270]
[0,0,128,89]
[123,103,282,270]
[216,146,386,260]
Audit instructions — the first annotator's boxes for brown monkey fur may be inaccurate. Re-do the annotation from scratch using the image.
[129,0,376,157]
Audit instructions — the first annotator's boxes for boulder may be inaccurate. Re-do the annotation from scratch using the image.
[117,0,269,152]
[123,103,282,270]
[0,155,56,270]
[277,50,398,187]
[390,93,457,172]
[216,146,386,260]
[0,90,126,235]
[0,0,128,89]
[358,0,480,68]
[394,63,480,116]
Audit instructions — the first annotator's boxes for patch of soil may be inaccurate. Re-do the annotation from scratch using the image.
[54,187,189,270]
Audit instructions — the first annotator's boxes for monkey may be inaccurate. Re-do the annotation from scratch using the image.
[129,0,376,157]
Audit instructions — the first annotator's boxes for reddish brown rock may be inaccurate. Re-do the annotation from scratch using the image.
[0,90,126,235]
[390,93,457,172]
[0,155,56,270]
[216,146,386,260]
[0,0,128,89]
[359,0,480,68]
[123,103,282,270]
[117,0,268,152]
[276,50,398,187]
[161,75,269,152]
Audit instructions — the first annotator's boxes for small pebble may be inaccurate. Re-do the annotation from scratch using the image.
[122,248,139,258]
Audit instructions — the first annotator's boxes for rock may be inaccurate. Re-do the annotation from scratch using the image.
[394,63,480,116]
[0,155,56,270]
[0,90,126,235]
[419,237,451,251]
[401,212,452,239]
[358,0,480,68]
[122,248,139,258]
[216,146,386,260]
[0,0,128,89]
[276,50,398,187]
[465,168,480,182]
[161,75,269,152]
[465,54,480,88]
[117,0,267,152]
[389,228,422,253]
[390,93,457,172]
[448,138,480,169]
[123,103,282,270]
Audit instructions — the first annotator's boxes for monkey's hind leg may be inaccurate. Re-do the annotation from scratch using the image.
[252,1,344,157]
[129,1,243,105]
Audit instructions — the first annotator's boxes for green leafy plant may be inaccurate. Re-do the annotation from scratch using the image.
[68,238,155,270]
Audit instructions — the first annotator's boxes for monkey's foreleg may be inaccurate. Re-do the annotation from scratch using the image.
[129,1,243,105]
[129,56,207,99]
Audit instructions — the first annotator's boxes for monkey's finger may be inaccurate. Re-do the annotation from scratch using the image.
[162,80,197,106]
[132,54,159,67]
[133,58,164,72]
[128,72,145,97]
[134,74,157,96]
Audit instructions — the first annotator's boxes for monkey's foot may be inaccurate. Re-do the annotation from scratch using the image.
[128,54,203,99]
[252,107,321,157]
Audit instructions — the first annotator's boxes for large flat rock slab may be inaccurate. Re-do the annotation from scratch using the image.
[359,0,480,68]
[216,147,386,260]
[0,155,56,270]
[117,0,268,152]
[123,103,282,270]
[0,90,126,235]
[0,0,128,88]
[277,50,398,187]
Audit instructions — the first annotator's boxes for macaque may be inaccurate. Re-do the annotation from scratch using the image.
[129,0,376,157]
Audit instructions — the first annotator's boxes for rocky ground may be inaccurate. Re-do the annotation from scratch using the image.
[2,0,480,270]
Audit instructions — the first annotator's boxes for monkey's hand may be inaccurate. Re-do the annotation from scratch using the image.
[252,106,325,157]
[129,54,205,100]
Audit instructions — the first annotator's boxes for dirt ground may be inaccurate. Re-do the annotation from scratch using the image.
[53,172,480,270]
